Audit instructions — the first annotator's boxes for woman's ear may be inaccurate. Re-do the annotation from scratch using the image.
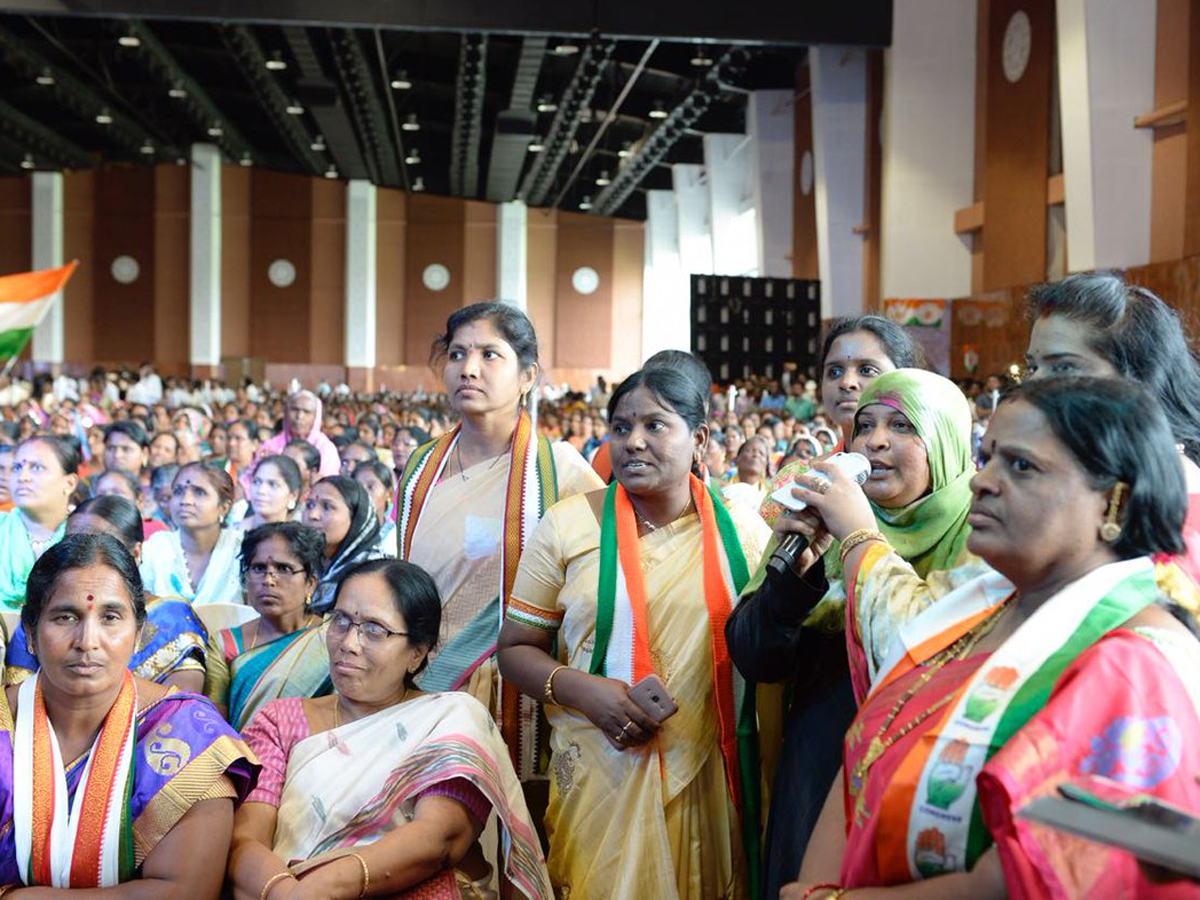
[693,423,710,458]
[519,364,540,400]
[132,542,143,565]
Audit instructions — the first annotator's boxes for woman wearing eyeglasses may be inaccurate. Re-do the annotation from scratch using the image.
[204,522,327,728]
[229,557,553,900]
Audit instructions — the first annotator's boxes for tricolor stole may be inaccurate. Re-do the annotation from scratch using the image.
[13,671,137,888]
[393,408,559,776]
[870,558,1156,883]
[588,475,763,898]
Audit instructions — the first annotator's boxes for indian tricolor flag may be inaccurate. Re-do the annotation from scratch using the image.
[0,261,77,361]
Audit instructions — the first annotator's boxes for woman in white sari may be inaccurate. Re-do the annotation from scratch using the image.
[229,557,552,900]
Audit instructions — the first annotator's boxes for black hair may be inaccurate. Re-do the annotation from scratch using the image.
[23,533,147,634]
[820,314,923,372]
[150,463,179,491]
[240,521,326,579]
[284,439,322,475]
[1001,376,1186,560]
[353,458,395,495]
[431,301,540,372]
[18,435,83,476]
[331,557,441,688]
[343,440,378,462]
[104,420,149,450]
[397,426,431,446]
[227,419,257,440]
[1026,273,1200,464]
[151,431,179,451]
[69,495,145,547]
[608,366,709,433]
[95,467,141,502]
[644,350,713,414]
[174,461,235,511]
[253,454,303,494]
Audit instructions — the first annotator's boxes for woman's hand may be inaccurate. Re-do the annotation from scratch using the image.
[789,460,877,543]
[570,672,661,751]
[772,508,833,575]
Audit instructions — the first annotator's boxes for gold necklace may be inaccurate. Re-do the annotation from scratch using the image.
[456,442,505,482]
[847,596,1012,826]
[632,493,693,532]
[244,619,262,652]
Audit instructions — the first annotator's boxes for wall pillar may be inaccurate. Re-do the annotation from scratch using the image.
[31,172,64,366]
[643,189,688,359]
[704,133,759,276]
[672,163,713,278]
[497,199,528,309]
[748,90,795,279]
[189,143,221,376]
[344,179,377,390]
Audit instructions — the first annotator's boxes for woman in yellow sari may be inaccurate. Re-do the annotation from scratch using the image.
[392,302,601,775]
[498,366,771,899]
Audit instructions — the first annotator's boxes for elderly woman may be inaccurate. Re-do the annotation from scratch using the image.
[0,436,80,612]
[0,534,257,895]
[788,377,1200,899]
[6,496,208,693]
[140,461,245,605]
[256,390,340,480]
[498,366,771,899]
[304,475,383,613]
[205,521,327,728]
[229,558,552,900]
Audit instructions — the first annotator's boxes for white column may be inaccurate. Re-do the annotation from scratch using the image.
[189,143,222,369]
[30,172,64,365]
[643,189,688,359]
[671,163,713,277]
[704,133,759,276]
[496,200,528,309]
[810,47,866,319]
[748,90,795,278]
[880,0,976,299]
[344,179,377,368]
[1057,0,1155,271]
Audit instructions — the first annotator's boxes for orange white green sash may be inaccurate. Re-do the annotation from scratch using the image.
[866,557,1156,882]
[393,408,558,776]
[588,475,763,897]
[13,671,138,887]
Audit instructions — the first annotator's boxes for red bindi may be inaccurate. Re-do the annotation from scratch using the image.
[86,594,95,607]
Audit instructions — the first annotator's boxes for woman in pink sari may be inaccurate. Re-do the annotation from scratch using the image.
[787,377,1200,899]
[256,390,340,481]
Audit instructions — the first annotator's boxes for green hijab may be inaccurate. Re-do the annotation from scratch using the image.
[826,367,975,582]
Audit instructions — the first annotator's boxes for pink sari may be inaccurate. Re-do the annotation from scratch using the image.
[256,393,340,479]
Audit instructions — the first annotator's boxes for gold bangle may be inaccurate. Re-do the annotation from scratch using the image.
[348,851,370,898]
[839,529,886,566]
[544,664,569,704]
[260,871,295,900]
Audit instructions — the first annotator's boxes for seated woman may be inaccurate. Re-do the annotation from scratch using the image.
[93,467,168,539]
[6,496,208,692]
[721,434,772,512]
[303,475,382,613]
[140,461,245,606]
[238,455,302,533]
[788,377,1200,898]
[205,522,328,728]
[351,458,397,556]
[0,436,80,612]
[230,557,552,900]
[0,533,258,895]
[282,439,321,514]
[225,420,261,523]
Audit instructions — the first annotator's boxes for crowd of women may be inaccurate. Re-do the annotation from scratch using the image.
[0,272,1197,898]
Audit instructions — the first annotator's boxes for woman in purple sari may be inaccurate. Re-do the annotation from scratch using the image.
[0,533,258,896]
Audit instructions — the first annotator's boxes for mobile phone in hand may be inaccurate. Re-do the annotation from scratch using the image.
[628,674,678,724]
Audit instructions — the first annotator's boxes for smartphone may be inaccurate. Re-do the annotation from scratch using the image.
[628,674,678,724]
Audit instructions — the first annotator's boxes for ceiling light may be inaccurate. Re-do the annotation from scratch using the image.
[390,70,412,90]
[324,165,338,179]
[617,142,632,158]
[527,138,545,152]
[401,113,420,132]
[139,140,155,155]
[649,100,668,119]
[239,152,253,167]
[404,148,421,165]
[286,99,304,115]
[207,123,224,137]
[265,52,287,71]
[690,47,714,67]
[168,82,187,99]
[310,134,326,152]
[595,170,611,186]
[20,154,34,170]
[412,176,425,192]
[95,108,113,125]
[536,95,557,113]
[117,33,140,48]
[35,68,55,86]
[578,195,593,211]
[553,41,580,56]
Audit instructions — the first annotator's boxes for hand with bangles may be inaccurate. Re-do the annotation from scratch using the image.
[787,460,877,545]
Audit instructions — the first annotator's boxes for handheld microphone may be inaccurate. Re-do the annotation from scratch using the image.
[765,452,871,577]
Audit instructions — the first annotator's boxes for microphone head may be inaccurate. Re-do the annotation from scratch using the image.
[829,451,871,486]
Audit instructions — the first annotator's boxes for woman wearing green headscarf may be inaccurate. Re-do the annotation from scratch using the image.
[726,368,984,897]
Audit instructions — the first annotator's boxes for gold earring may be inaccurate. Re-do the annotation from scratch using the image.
[1100,482,1127,543]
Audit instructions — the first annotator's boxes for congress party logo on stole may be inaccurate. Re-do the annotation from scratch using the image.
[925,738,974,810]
[1080,715,1183,790]
[962,666,1018,723]
[914,828,957,878]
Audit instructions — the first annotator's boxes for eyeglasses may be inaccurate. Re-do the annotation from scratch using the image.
[246,562,305,580]
[328,610,407,644]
